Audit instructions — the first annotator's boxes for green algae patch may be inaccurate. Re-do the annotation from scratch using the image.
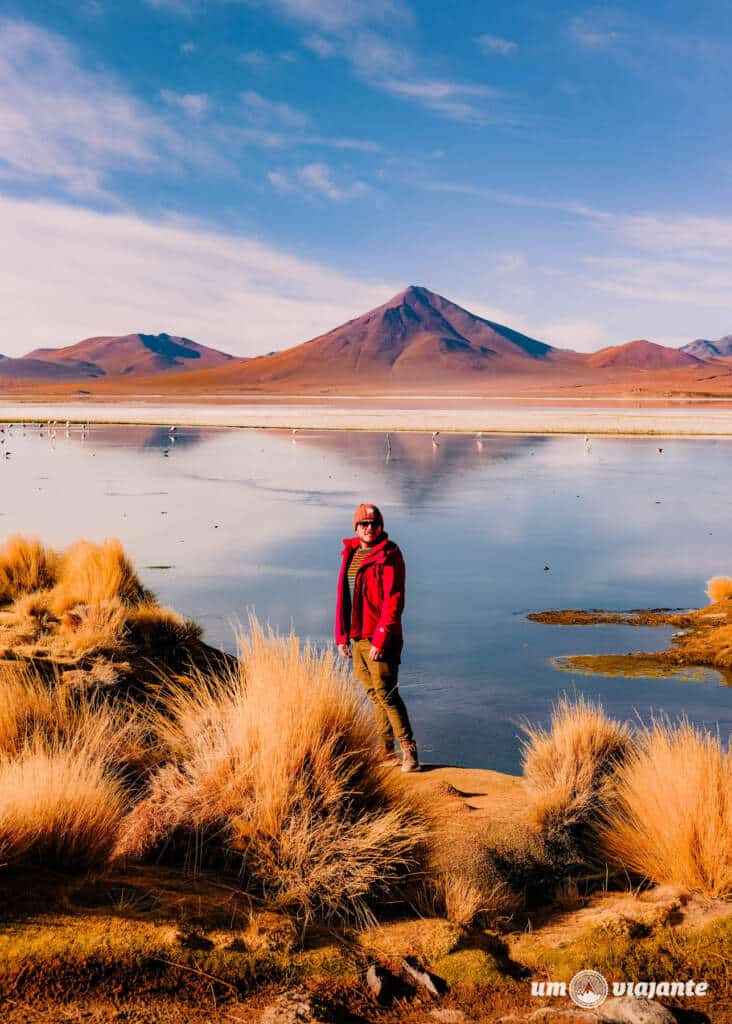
[533,596,732,684]
[552,654,711,681]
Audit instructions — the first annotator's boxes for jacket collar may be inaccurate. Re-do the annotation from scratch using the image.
[341,533,390,563]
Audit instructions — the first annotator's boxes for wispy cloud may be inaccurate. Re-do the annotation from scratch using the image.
[268,161,370,200]
[381,77,501,124]
[0,18,179,197]
[586,255,732,308]
[240,48,298,67]
[0,196,397,356]
[568,13,620,50]
[241,89,309,128]
[568,7,725,72]
[476,34,517,56]
[160,89,209,116]
[266,0,413,33]
[290,4,504,123]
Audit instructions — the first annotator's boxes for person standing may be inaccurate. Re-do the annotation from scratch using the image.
[335,503,419,772]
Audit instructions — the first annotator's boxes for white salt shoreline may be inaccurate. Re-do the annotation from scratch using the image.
[2,401,732,436]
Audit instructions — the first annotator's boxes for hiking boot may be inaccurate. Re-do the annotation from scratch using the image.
[400,740,420,773]
[379,747,401,768]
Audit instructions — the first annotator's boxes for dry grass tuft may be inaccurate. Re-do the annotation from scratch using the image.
[50,540,150,615]
[706,576,732,604]
[125,602,202,653]
[57,599,129,659]
[115,621,425,923]
[522,695,633,840]
[0,536,57,605]
[600,721,732,897]
[0,664,129,868]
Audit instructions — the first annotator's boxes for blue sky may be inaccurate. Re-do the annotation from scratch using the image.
[1,0,731,357]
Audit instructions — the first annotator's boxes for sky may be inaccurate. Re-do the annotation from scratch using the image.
[1,0,731,357]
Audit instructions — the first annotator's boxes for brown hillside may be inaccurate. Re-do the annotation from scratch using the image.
[24,333,233,377]
[587,339,702,370]
[0,357,101,381]
[135,286,578,392]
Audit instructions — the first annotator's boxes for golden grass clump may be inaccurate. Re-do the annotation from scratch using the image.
[0,665,129,868]
[600,721,732,897]
[706,576,732,604]
[50,539,150,615]
[115,621,425,923]
[522,695,633,837]
[0,535,58,606]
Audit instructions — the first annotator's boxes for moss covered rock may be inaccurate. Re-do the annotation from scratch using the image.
[357,918,463,962]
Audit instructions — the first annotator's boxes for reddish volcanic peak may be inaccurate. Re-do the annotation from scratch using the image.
[587,339,702,370]
[201,284,560,389]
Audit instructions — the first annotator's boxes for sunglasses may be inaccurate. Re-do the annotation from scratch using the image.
[356,520,379,529]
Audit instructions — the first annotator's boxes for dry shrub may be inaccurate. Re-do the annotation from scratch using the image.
[125,602,202,653]
[57,599,129,659]
[522,695,633,840]
[0,665,129,868]
[706,576,732,604]
[50,539,149,614]
[600,721,732,897]
[433,869,516,927]
[0,535,57,605]
[115,621,425,923]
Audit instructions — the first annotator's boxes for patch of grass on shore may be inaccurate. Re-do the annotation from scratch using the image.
[114,621,426,924]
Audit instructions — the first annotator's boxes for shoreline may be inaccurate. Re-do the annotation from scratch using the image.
[3,400,732,435]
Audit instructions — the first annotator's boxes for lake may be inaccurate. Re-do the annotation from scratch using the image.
[0,422,730,773]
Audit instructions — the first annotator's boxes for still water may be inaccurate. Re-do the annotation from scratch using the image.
[0,423,730,773]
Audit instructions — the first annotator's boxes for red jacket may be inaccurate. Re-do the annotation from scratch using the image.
[335,534,405,650]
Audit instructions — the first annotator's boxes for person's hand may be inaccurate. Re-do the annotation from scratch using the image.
[368,644,383,661]
[338,642,352,658]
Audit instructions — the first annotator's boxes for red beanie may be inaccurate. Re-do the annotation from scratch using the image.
[353,503,383,529]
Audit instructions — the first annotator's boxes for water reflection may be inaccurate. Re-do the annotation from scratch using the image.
[0,426,730,772]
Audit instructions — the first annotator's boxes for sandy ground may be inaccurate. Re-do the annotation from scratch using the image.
[3,401,732,435]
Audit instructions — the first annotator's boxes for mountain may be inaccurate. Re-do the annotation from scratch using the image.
[586,339,702,370]
[157,286,574,392]
[0,357,102,381]
[23,332,234,377]
[681,336,732,360]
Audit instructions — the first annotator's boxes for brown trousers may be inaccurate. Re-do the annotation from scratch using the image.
[351,638,413,748]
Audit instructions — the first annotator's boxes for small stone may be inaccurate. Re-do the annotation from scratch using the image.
[401,956,444,997]
[259,988,332,1024]
[596,997,676,1024]
[366,963,388,1000]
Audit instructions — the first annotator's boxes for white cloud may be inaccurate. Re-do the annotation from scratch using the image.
[179,40,197,54]
[568,15,619,50]
[241,89,309,127]
[303,33,338,57]
[160,89,209,116]
[0,196,398,356]
[0,18,178,197]
[267,0,413,33]
[586,256,732,308]
[381,77,500,123]
[476,34,517,56]
[268,161,370,200]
